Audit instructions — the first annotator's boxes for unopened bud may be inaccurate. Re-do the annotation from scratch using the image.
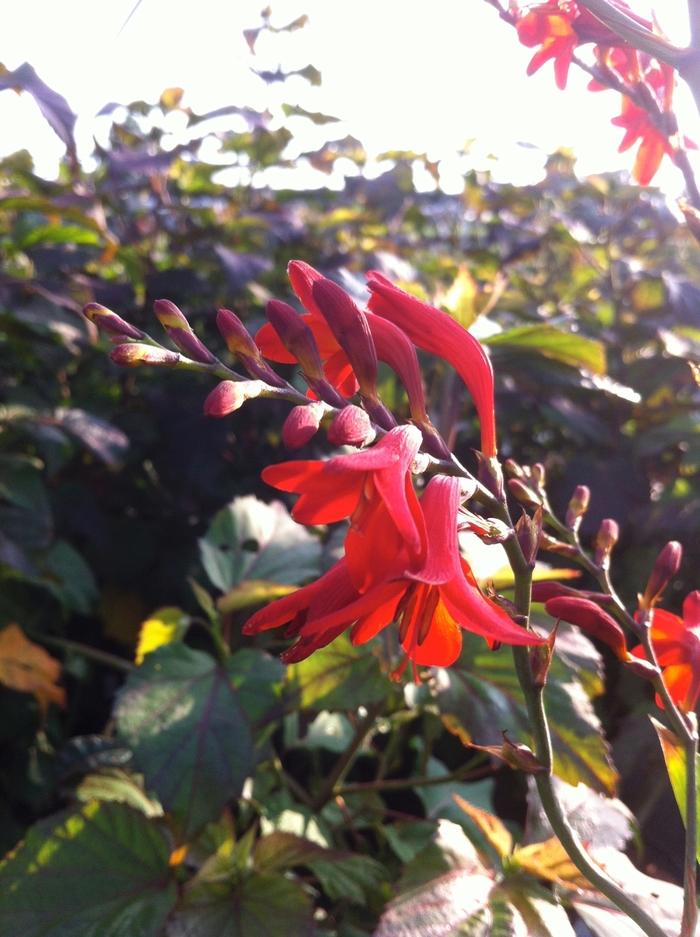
[530,462,546,491]
[217,308,287,388]
[203,379,266,417]
[282,402,326,449]
[476,453,504,500]
[530,625,557,688]
[327,405,375,447]
[312,278,378,399]
[507,477,542,509]
[83,302,145,340]
[545,595,627,660]
[594,518,619,568]
[467,733,545,774]
[539,531,579,558]
[110,343,179,367]
[565,485,590,532]
[503,458,525,480]
[515,507,542,568]
[153,299,217,365]
[531,581,615,605]
[640,541,683,611]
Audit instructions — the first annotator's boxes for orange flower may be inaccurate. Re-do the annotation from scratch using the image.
[516,4,579,90]
[632,592,700,711]
[243,475,543,673]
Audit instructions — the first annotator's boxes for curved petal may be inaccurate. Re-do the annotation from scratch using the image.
[242,561,351,635]
[401,596,463,667]
[410,475,463,584]
[440,568,543,646]
[262,461,363,524]
[350,584,406,645]
[683,591,700,628]
[650,607,686,642]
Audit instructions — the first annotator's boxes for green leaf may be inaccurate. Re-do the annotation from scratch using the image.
[286,633,389,710]
[41,540,98,614]
[434,633,617,794]
[485,324,606,375]
[253,831,384,903]
[226,648,285,724]
[0,801,176,937]
[115,644,254,838]
[168,872,315,937]
[650,717,700,863]
[198,495,321,594]
[75,769,164,818]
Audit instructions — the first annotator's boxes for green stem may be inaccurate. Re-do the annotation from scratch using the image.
[312,703,382,810]
[575,0,686,66]
[34,633,134,673]
[681,725,698,937]
[500,531,670,937]
[337,760,490,796]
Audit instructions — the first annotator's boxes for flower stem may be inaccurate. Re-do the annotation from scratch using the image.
[501,530,671,937]
[312,702,382,810]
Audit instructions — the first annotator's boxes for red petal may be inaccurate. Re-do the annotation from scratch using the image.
[401,591,463,667]
[440,569,543,646]
[633,133,666,186]
[255,321,297,364]
[683,591,700,628]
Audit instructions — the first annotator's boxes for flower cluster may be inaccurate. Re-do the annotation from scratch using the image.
[86,262,544,678]
[510,0,689,185]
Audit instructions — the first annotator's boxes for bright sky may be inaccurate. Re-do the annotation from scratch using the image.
[0,0,697,194]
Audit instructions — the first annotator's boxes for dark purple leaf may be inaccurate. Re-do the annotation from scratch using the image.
[0,63,76,161]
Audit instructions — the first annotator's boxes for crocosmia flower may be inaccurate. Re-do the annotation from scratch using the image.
[262,424,426,569]
[516,4,579,90]
[244,474,543,674]
[632,592,700,712]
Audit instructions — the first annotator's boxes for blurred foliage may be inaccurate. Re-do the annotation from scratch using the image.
[1,13,700,933]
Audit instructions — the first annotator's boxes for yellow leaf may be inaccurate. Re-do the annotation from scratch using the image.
[439,266,478,329]
[217,579,298,614]
[453,794,513,858]
[512,837,591,889]
[135,607,190,665]
[0,623,66,716]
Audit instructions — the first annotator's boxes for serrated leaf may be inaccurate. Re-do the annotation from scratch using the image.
[198,495,321,594]
[485,324,606,375]
[286,633,389,710]
[435,634,617,794]
[650,716,700,863]
[168,872,314,937]
[115,644,254,838]
[226,648,284,724]
[0,801,176,937]
[453,795,513,859]
[135,607,190,665]
[512,837,590,889]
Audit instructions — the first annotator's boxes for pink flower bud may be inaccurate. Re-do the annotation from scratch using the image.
[531,582,615,605]
[594,518,619,568]
[217,308,287,388]
[153,299,217,365]
[565,485,590,531]
[83,303,144,339]
[281,402,326,449]
[640,541,683,610]
[203,380,266,417]
[327,405,375,448]
[507,478,542,509]
[545,595,628,660]
[110,343,179,367]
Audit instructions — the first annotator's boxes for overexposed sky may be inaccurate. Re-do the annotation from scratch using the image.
[0,0,697,192]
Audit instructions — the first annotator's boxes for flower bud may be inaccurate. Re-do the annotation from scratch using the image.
[282,402,326,449]
[594,518,619,569]
[545,595,627,660]
[503,458,525,480]
[83,302,145,340]
[530,626,557,688]
[203,380,266,417]
[327,405,375,448]
[530,462,546,490]
[539,531,579,558]
[110,343,179,367]
[515,507,542,568]
[624,656,661,682]
[477,453,504,500]
[565,485,590,532]
[217,308,287,388]
[531,581,615,605]
[153,299,217,365]
[640,541,683,611]
[507,477,541,509]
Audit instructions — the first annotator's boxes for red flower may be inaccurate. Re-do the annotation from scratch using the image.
[516,5,579,90]
[262,424,426,577]
[243,475,543,672]
[366,272,497,457]
[632,592,700,711]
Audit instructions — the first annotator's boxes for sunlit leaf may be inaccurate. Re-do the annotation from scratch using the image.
[650,716,700,863]
[135,607,190,665]
[485,324,606,375]
[217,579,298,613]
[0,801,176,937]
[115,644,254,838]
[198,495,321,594]
[286,633,388,710]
